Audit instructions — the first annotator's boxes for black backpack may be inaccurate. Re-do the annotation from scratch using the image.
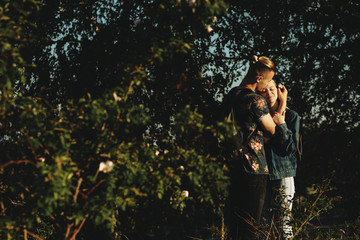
[221,88,256,165]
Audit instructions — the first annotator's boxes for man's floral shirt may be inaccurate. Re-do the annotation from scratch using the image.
[231,87,270,174]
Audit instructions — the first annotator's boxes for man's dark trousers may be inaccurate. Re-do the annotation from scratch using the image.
[228,170,268,240]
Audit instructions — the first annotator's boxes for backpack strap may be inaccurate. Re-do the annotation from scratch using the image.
[226,88,259,154]
[230,88,258,147]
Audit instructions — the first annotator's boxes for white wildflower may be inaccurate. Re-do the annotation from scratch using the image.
[113,92,122,102]
[182,190,189,198]
[155,150,160,156]
[99,160,114,173]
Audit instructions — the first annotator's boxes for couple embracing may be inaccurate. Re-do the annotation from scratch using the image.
[225,55,301,240]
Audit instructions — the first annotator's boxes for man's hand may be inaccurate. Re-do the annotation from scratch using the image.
[273,112,285,125]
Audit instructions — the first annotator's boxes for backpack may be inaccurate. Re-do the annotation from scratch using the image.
[221,88,257,165]
[224,106,245,161]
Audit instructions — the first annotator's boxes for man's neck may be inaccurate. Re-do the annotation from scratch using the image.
[239,75,257,92]
[239,83,256,92]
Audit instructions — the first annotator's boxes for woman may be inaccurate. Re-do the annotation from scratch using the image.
[259,80,301,239]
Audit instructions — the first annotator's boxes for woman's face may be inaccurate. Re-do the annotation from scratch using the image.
[255,70,275,93]
[259,81,278,107]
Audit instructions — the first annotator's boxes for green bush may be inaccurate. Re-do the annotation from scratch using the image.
[1,0,232,239]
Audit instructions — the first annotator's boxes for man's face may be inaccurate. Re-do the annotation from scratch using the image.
[256,70,275,92]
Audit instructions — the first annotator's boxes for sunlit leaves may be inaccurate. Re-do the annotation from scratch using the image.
[1,1,230,239]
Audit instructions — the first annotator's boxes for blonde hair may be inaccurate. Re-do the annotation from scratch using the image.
[248,55,276,77]
[270,79,277,87]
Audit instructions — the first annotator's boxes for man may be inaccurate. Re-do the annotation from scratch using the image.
[225,55,287,240]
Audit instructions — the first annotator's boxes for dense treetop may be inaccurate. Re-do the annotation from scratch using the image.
[1,0,359,239]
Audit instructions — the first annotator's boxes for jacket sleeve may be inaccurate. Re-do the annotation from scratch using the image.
[272,110,300,157]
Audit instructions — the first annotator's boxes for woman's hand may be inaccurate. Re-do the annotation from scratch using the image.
[277,84,288,102]
[277,84,288,115]
[273,112,285,125]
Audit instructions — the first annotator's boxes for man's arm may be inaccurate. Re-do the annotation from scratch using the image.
[260,113,277,136]
[260,109,287,137]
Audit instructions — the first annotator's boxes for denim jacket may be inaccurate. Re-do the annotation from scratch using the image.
[265,109,301,180]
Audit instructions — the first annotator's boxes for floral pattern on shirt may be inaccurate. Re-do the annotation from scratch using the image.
[230,87,270,174]
[256,98,266,109]
[252,161,260,171]
[251,140,263,151]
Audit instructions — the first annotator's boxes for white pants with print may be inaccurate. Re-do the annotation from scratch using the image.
[278,177,295,240]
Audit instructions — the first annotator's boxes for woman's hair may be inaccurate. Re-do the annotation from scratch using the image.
[247,55,276,78]
[270,79,277,87]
